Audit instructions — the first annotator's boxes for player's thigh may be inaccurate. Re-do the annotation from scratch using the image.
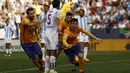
[21,44,36,60]
[64,49,75,61]
[44,36,50,50]
[33,42,42,55]
[57,41,63,52]
[5,43,11,49]
[73,43,83,55]
[50,36,58,50]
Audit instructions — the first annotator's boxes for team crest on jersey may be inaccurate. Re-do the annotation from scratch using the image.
[64,33,68,38]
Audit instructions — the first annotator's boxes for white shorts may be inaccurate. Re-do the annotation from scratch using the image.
[4,38,11,43]
[44,30,58,50]
[78,35,89,42]
[41,32,46,44]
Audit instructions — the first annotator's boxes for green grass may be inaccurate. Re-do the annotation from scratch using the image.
[0,51,130,73]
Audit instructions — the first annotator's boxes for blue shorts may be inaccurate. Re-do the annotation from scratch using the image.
[57,41,63,51]
[21,42,42,61]
[64,43,82,61]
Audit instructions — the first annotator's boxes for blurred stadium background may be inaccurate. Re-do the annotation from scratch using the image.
[0,0,130,73]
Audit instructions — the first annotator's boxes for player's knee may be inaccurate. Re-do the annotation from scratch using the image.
[32,59,38,63]
[41,47,46,53]
[46,55,50,61]
[50,56,56,63]
[78,53,83,59]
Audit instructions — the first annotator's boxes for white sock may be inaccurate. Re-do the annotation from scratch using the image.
[84,47,88,58]
[6,49,9,54]
[45,55,50,72]
[9,49,12,54]
[49,56,56,73]
[41,47,46,61]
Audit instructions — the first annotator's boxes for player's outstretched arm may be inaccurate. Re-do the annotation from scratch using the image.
[81,28,102,42]
[22,18,45,26]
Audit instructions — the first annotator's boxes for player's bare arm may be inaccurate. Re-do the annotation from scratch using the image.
[81,28,102,42]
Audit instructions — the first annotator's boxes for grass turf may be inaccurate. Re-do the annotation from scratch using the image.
[0,51,130,73]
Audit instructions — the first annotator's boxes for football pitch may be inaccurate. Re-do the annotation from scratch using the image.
[0,51,130,73]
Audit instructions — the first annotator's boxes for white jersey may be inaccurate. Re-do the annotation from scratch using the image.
[39,12,47,43]
[3,22,14,43]
[75,16,90,42]
[45,8,60,33]
[44,8,60,50]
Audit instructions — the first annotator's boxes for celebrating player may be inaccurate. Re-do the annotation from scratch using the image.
[20,7,44,72]
[56,12,73,58]
[63,18,102,73]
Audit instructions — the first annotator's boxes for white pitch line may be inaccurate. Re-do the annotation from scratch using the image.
[1,59,130,73]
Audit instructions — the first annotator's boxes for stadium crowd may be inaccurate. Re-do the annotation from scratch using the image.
[0,0,130,36]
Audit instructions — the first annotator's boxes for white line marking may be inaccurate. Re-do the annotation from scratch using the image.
[1,59,130,73]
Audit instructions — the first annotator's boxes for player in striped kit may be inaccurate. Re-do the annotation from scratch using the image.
[39,4,50,69]
[3,18,14,56]
[75,9,90,62]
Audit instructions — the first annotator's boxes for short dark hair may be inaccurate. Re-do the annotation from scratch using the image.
[71,18,78,23]
[66,12,73,16]
[52,0,60,8]
[26,7,35,15]
[44,4,49,8]
[79,9,85,14]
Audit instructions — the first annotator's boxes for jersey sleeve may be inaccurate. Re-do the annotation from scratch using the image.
[21,18,29,25]
[63,29,69,47]
[80,26,97,39]
[39,14,46,21]
[55,10,60,19]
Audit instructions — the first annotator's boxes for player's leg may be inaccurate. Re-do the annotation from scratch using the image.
[74,43,84,73]
[64,48,79,71]
[33,42,44,72]
[44,37,51,73]
[50,50,57,73]
[8,43,12,56]
[56,41,63,59]
[49,37,58,73]
[21,43,42,70]
[41,43,46,63]
[5,43,9,56]
[44,50,50,73]
[80,37,90,62]
[83,42,90,61]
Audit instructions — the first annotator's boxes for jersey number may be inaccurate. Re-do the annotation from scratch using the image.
[47,14,51,25]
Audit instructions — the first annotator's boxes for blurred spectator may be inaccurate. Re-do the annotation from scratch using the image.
[15,12,21,39]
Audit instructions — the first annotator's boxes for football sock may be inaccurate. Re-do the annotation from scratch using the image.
[33,60,41,68]
[83,47,88,58]
[6,49,9,54]
[50,56,56,73]
[41,47,46,61]
[45,55,50,72]
[9,49,12,55]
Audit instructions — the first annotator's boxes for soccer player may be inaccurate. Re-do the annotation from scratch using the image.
[3,18,14,56]
[76,9,90,61]
[44,0,60,73]
[39,4,50,67]
[63,18,102,73]
[57,12,73,58]
[20,7,45,72]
